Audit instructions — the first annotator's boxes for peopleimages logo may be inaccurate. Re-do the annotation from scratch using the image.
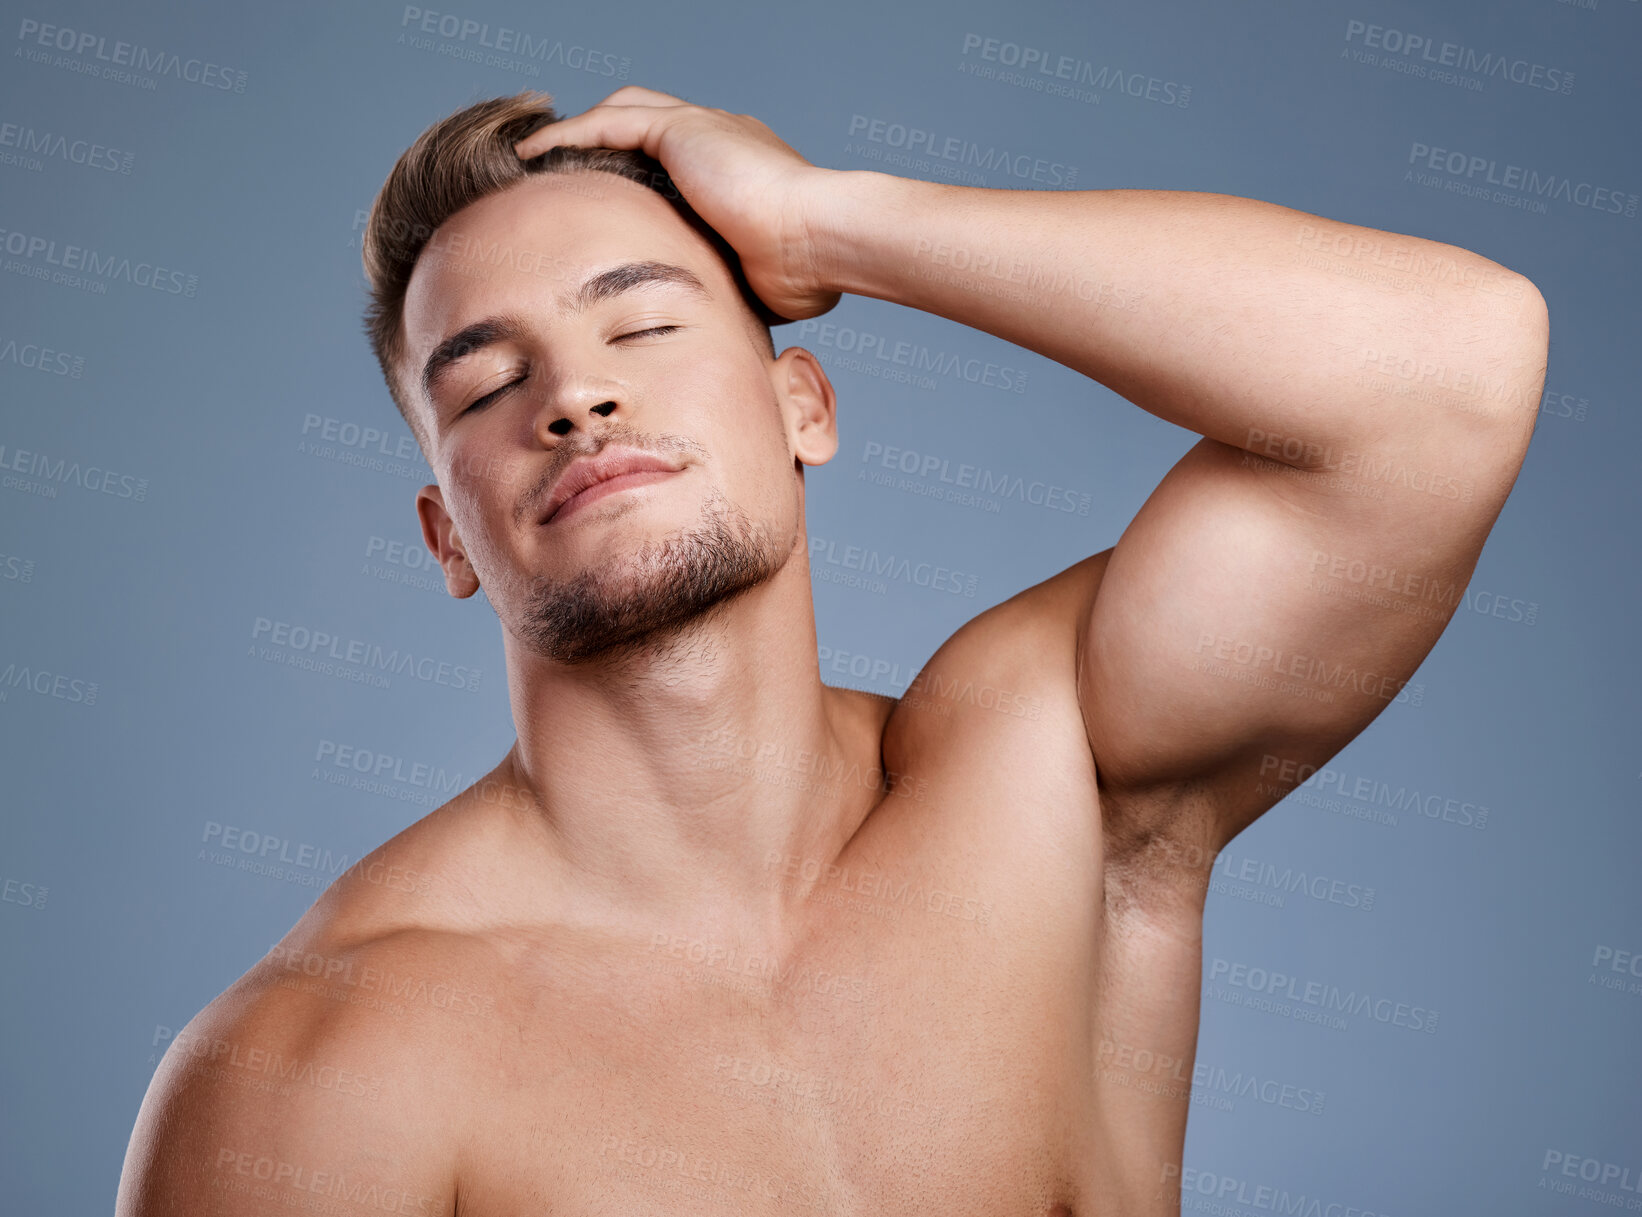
[807,536,979,597]
[1207,957,1439,1033]
[0,225,198,294]
[1539,1151,1642,1206]
[1211,853,1376,911]
[858,441,1091,516]
[0,338,86,377]
[845,114,1078,187]
[0,441,147,500]
[0,660,98,705]
[1096,1035,1327,1117]
[249,618,481,693]
[797,319,1031,394]
[14,18,249,92]
[1344,19,1574,95]
[0,551,36,582]
[1159,1165,1386,1216]
[1258,754,1489,829]
[0,121,133,173]
[312,738,467,808]
[396,6,631,78]
[958,32,1192,108]
[1407,142,1638,219]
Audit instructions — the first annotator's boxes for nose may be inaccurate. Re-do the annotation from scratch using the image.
[534,366,624,441]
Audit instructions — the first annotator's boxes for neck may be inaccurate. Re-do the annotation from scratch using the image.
[496,556,877,946]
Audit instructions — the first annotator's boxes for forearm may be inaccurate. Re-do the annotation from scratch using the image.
[813,170,1546,465]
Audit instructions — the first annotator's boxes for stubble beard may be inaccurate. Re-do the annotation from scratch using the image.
[514,486,796,666]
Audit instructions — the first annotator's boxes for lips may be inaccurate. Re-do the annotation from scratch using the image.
[540,446,683,524]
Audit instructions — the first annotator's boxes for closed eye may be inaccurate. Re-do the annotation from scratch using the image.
[461,378,524,415]
[458,327,681,416]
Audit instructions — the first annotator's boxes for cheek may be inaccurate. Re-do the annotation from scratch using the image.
[712,404,789,481]
[740,425,805,525]
[442,446,528,541]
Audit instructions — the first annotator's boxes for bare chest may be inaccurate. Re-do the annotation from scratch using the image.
[439,677,1202,1214]
[455,871,1092,1216]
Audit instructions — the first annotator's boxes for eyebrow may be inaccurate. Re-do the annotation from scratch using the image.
[419,260,711,407]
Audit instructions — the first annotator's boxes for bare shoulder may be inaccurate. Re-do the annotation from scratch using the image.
[840,551,1117,885]
[882,547,1114,760]
[117,934,467,1215]
[865,546,1220,932]
[116,802,511,1216]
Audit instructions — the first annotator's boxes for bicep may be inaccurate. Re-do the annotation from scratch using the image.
[1077,425,1530,849]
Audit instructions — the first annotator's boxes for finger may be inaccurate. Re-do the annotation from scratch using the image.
[600,85,691,108]
[513,87,689,158]
[514,103,684,160]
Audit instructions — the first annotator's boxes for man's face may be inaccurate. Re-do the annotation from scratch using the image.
[400,170,836,665]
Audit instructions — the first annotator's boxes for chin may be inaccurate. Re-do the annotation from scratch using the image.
[508,490,793,665]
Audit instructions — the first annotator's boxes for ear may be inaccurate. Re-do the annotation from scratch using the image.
[771,346,838,469]
[415,484,481,599]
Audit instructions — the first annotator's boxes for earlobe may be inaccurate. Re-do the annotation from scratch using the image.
[415,484,482,599]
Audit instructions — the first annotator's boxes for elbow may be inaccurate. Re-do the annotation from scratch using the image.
[1513,271,1550,368]
[1429,268,1547,484]
[1469,268,1549,455]
[1506,272,1550,447]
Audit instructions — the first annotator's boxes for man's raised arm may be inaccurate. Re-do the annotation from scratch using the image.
[514,87,1549,852]
[815,174,1542,462]
[815,171,1547,851]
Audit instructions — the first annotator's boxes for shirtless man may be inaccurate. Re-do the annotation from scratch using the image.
[117,86,1547,1215]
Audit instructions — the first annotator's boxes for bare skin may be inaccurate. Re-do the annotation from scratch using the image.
[117,86,1548,1216]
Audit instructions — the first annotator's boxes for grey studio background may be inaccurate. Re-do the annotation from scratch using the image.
[1,0,1638,1211]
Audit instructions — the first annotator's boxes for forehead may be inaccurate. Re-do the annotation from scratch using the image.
[401,172,719,367]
